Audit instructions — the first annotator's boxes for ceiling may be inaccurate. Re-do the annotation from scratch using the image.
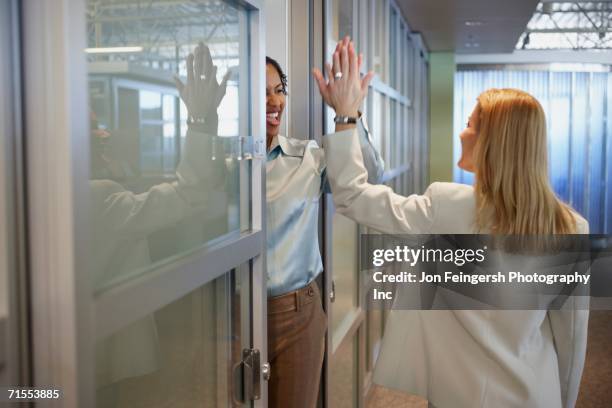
[518,1,612,50]
[396,0,540,53]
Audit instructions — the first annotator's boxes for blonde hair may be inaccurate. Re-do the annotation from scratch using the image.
[473,88,576,234]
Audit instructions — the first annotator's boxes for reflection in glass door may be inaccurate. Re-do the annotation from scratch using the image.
[85,2,265,407]
[96,266,251,408]
[22,0,267,406]
[85,1,252,292]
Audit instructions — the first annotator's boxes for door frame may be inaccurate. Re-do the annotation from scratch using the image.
[0,0,30,389]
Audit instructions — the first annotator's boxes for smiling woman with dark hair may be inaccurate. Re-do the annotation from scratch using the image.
[263,41,380,408]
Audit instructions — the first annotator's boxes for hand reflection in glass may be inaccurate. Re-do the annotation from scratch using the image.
[174,42,231,133]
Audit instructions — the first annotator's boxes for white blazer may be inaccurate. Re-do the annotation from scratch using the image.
[323,129,589,408]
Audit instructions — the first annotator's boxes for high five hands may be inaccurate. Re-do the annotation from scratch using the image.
[174,42,231,122]
[312,36,375,118]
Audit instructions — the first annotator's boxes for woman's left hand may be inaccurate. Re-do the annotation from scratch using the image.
[312,36,374,117]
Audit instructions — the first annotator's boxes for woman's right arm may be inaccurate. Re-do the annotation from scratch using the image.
[314,38,435,234]
[323,127,437,234]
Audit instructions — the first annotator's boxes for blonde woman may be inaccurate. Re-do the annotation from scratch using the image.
[313,40,588,408]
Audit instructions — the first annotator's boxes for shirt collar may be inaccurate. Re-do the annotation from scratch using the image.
[267,135,307,160]
[267,136,282,161]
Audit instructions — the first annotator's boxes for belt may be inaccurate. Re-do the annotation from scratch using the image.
[268,281,320,314]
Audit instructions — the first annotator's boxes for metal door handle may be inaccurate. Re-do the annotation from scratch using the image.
[262,362,271,381]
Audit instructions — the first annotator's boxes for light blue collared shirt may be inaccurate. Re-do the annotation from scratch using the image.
[265,117,384,296]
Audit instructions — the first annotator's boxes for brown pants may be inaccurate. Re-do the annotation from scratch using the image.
[267,281,327,408]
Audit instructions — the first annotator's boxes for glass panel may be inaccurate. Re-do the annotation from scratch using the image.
[372,92,390,170]
[366,306,383,372]
[383,96,391,170]
[389,7,397,89]
[404,105,411,169]
[332,0,354,41]
[389,99,397,169]
[331,213,359,334]
[371,91,384,160]
[330,336,358,408]
[95,267,249,407]
[86,1,251,291]
[372,0,386,80]
[549,72,571,201]
[570,72,588,215]
[588,73,606,232]
[140,90,162,120]
[407,37,415,100]
[401,30,409,96]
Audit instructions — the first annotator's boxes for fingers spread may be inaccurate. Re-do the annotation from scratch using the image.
[343,36,350,48]
[220,70,231,88]
[361,71,375,92]
[194,45,203,83]
[173,75,185,93]
[340,43,349,78]
[348,42,358,80]
[186,53,195,86]
[312,68,327,96]
[209,65,218,86]
[325,63,334,84]
[203,43,213,80]
[332,51,341,78]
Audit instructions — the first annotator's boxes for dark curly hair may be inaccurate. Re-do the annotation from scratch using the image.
[266,56,288,95]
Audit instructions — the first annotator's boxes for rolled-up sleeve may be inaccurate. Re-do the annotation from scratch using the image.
[323,128,436,234]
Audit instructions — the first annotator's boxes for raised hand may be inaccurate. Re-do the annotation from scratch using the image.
[174,42,231,121]
[312,36,374,117]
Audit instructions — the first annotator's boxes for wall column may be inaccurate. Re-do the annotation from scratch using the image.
[428,52,455,183]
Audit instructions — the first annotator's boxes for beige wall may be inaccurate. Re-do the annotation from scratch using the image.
[428,52,456,183]
[265,0,290,137]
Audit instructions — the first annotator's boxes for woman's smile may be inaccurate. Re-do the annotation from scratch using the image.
[266,110,281,127]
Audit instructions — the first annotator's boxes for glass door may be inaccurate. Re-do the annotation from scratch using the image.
[323,1,366,407]
[21,0,267,406]
[322,1,429,406]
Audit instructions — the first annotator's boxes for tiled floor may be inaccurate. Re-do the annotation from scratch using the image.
[366,311,612,408]
[366,384,426,408]
[577,311,612,407]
